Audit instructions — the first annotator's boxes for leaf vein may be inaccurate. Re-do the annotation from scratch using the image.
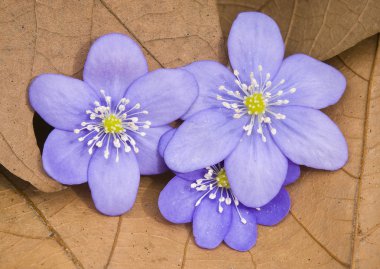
[350,34,380,267]
[2,170,84,269]
[98,0,164,68]
[105,216,122,268]
[290,211,350,267]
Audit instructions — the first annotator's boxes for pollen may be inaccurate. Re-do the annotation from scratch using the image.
[215,169,230,188]
[244,92,266,115]
[103,114,123,133]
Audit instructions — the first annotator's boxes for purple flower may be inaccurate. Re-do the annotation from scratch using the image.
[158,156,300,251]
[29,33,198,216]
[163,12,348,208]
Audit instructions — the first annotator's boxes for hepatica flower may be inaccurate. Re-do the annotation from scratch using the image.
[164,12,348,208]
[29,33,197,216]
[159,133,300,251]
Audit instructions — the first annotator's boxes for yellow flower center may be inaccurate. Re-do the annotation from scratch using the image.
[244,92,266,115]
[103,114,123,134]
[215,168,230,188]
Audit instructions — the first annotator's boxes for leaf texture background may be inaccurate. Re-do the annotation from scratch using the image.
[0,0,379,268]
[218,0,380,60]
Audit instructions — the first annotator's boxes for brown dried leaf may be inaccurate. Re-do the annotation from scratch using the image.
[217,0,380,60]
[1,34,379,269]
[0,0,226,191]
[1,0,379,268]
[351,37,380,269]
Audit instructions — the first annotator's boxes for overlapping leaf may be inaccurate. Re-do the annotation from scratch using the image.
[218,0,380,60]
[0,0,379,268]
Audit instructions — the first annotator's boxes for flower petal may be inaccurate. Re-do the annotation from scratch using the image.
[42,129,91,185]
[124,69,198,127]
[84,33,148,102]
[130,125,171,175]
[283,160,301,186]
[158,128,176,157]
[271,106,348,170]
[182,60,238,119]
[29,74,98,131]
[158,176,201,223]
[193,197,232,249]
[254,188,290,226]
[272,54,346,109]
[228,12,284,83]
[176,169,208,182]
[164,108,245,173]
[224,206,257,251]
[88,148,140,216]
[225,129,288,207]
[158,128,208,180]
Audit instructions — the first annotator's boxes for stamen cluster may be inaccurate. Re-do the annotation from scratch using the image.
[217,65,296,142]
[74,90,151,162]
[190,164,248,224]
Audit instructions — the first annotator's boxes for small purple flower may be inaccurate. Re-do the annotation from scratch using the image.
[158,156,300,251]
[163,12,348,208]
[29,33,198,216]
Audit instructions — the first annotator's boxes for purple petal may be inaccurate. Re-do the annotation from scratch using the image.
[193,197,232,249]
[272,54,346,109]
[164,108,245,173]
[271,106,348,170]
[182,60,238,119]
[88,147,140,216]
[130,125,171,175]
[283,160,301,186]
[254,188,290,226]
[176,169,208,181]
[84,33,148,102]
[42,129,91,185]
[29,74,98,131]
[158,128,176,157]
[228,12,284,84]
[224,206,257,251]
[225,129,288,207]
[157,128,208,179]
[124,69,198,127]
[158,176,201,223]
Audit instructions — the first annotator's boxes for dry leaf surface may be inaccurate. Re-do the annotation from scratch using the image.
[0,0,379,268]
[1,33,379,269]
[217,0,380,61]
[0,0,226,192]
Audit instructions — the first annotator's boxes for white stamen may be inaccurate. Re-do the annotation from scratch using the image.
[216,65,296,141]
[191,164,247,224]
[73,89,150,162]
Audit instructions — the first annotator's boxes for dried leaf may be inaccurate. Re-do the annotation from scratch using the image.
[351,37,380,269]
[1,31,379,268]
[0,0,226,191]
[1,0,379,268]
[217,0,380,60]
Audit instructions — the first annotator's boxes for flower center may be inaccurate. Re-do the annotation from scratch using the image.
[216,66,296,142]
[103,114,123,133]
[74,90,151,162]
[244,92,266,115]
[190,164,247,224]
[215,169,230,188]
